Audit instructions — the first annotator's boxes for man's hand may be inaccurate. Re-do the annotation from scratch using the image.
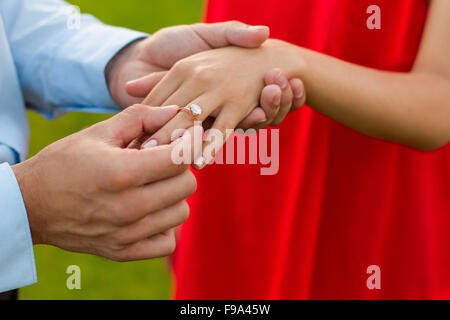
[105,21,305,128]
[106,21,270,107]
[12,105,198,262]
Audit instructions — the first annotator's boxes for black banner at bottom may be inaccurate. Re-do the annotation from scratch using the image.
[2,300,447,318]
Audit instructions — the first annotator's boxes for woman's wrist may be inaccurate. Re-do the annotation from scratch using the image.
[262,39,307,80]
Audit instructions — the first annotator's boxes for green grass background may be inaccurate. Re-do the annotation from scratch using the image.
[19,0,204,300]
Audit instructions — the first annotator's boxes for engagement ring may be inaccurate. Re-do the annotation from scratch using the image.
[180,103,203,121]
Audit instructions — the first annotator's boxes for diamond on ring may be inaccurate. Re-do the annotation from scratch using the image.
[189,104,202,117]
[181,103,203,121]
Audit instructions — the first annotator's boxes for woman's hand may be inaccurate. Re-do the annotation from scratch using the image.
[127,67,305,130]
[137,40,305,167]
[125,68,305,151]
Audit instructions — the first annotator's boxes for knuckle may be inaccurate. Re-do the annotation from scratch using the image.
[102,245,128,262]
[173,59,191,74]
[109,252,129,262]
[110,214,126,227]
[112,231,132,246]
[110,242,127,253]
[108,171,134,190]
[191,22,206,30]
[177,201,190,223]
[192,67,215,84]
[181,170,197,195]
[110,204,135,226]
[150,220,165,235]
[124,104,149,119]
[164,237,177,256]
[228,20,244,28]
[128,104,147,113]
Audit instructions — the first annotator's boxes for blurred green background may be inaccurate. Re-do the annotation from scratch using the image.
[20,0,204,300]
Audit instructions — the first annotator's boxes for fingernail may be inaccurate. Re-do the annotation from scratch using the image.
[257,117,267,125]
[247,25,268,31]
[127,74,149,85]
[272,93,281,106]
[142,139,158,149]
[276,71,288,89]
[294,87,304,99]
[194,156,206,168]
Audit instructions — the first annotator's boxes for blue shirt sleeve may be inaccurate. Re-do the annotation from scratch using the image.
[0,0,149,292]
[0,0,147,119]
[0,162,37,292]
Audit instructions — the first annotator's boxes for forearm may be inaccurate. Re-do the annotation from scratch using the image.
[274,40,450,151]
[1,0,145,117]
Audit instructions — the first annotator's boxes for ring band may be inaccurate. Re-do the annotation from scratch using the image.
[180,103,203,121]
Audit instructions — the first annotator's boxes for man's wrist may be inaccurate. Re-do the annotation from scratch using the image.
[11,160,42,245]
[105,39,144,106]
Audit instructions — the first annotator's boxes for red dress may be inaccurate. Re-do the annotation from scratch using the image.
[174,0,450,299]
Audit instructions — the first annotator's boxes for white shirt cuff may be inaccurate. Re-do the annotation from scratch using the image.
[0,162,37,292]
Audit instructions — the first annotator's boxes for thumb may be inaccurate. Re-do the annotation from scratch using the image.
[237,107,267,130]
[104,104,180,147]
[126,71,168,98]
[191,21,270,49]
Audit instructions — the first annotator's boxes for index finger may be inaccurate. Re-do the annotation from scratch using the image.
[124,126,203,186]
